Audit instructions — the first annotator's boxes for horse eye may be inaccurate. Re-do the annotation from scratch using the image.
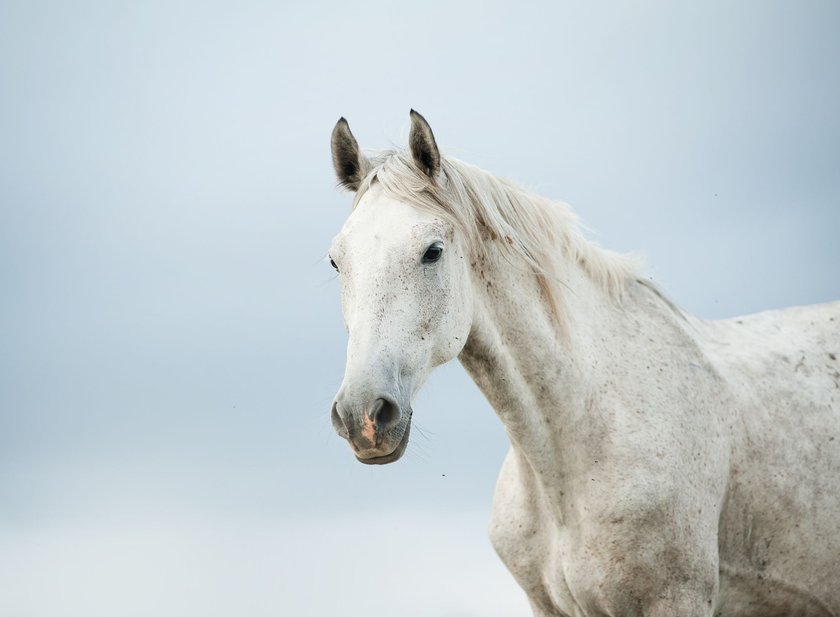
[329,257,339,272]
[422,243,443,264]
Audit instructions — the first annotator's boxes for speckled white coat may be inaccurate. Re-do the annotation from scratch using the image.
[470,252,840,617]
[327,112,840,617]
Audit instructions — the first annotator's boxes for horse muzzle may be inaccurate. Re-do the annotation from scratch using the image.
[331,394,412,464]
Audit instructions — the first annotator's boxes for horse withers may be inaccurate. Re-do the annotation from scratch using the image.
[324,110,840,617]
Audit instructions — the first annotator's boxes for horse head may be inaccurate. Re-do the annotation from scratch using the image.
[327,111,474,464]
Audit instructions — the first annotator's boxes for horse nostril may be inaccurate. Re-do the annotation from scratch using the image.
[371,397,399,428]
[331,401,349,439]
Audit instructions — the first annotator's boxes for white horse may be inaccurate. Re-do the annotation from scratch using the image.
[325,110,840,617]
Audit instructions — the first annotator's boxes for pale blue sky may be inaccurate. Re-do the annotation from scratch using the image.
[1,1,839,615]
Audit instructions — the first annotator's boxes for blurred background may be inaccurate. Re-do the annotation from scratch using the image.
[1,1,838,615]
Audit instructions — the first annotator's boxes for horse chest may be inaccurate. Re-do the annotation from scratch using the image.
[489,449,581,617]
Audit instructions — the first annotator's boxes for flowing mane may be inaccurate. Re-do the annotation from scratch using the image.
[351,149,640,328]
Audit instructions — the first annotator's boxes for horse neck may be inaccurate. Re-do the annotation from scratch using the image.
[459,253,604,443]
[458,246,695,511]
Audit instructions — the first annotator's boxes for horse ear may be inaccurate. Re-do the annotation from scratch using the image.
[409,109,440,179]
[331,117,368,191]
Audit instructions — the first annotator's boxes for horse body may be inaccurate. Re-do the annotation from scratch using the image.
[476,257,840,617]
[326,111,840,616]
[709,303,840,616]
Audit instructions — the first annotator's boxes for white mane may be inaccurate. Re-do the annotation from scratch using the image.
[352,150,640,325]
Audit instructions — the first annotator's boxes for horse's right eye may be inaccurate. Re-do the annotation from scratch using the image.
[422,243,444,264]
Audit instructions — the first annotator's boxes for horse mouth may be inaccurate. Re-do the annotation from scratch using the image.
[355,417,412,465]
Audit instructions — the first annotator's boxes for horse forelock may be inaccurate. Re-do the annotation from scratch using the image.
[351,149,640,329]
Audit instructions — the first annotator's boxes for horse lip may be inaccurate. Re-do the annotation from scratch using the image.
[355,413,412,465]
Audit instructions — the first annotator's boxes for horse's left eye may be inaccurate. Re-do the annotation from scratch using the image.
[329,257,339,272]
[422,243,443,264]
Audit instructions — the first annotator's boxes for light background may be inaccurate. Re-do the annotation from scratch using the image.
[1,1,839,615]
